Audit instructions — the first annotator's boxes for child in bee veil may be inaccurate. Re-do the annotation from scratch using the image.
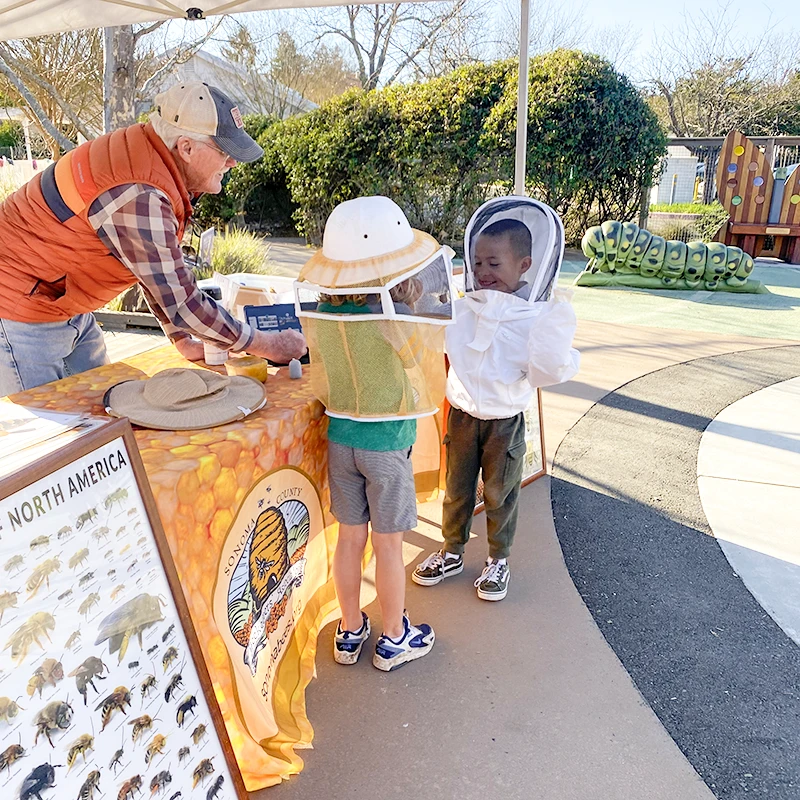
[296,195,455,671]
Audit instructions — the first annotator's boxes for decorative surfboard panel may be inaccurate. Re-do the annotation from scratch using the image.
[715,131,773,225]
[777,165,800,227]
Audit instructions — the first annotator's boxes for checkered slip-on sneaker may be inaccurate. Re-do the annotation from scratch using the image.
[372,613,435,672]
[475,559,510,601]
[333,612,371,664]
[411,549,464,586]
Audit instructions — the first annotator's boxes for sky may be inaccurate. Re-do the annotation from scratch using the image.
[170,0,800,85]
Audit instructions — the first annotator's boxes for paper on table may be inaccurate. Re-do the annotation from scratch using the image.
[0,402,85,465]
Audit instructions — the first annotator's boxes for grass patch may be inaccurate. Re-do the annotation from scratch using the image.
[195,228,276,280]
[649,203,708,214]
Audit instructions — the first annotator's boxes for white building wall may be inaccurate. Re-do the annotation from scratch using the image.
[652,146,698,205]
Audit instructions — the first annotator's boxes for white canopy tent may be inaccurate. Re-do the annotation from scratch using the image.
[0,0,532,194]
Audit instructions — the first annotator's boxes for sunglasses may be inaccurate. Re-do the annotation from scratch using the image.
[201,139,232,160]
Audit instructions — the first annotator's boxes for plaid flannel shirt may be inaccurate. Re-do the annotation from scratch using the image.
[88,183,254,351]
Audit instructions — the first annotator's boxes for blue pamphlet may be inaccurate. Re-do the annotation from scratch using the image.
[244,303,314,364]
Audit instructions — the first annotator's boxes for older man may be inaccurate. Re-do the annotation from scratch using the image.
[0,81,306,395]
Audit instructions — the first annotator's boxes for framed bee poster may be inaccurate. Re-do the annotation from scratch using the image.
[0,418,246,800]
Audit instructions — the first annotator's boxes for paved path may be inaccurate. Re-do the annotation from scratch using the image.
[552,346,800,799]
[699,377,800,647]
[97,252,800,798]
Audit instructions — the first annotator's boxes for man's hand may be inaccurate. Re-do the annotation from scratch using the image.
[246,329,307,364]
[172,336,205,362]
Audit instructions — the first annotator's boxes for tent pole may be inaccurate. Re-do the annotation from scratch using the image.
[103,27,114,134]
[514,0,531,197]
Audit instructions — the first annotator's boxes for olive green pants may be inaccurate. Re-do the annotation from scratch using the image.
[441,407,526,560]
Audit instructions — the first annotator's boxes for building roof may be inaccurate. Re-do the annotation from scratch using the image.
[144,48,317,119]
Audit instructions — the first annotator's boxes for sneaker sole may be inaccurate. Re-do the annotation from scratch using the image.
[476,574,510,602]
[411,563,463,586]
[333,620,371,665]
[372,633,435,672]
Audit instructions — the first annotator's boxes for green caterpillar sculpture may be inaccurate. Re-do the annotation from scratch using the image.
[576,220,766,293]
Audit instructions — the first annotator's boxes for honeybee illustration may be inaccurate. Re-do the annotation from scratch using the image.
[149,770,172,796]
[66,732,94,770]
[70,656,108,705]
[0,589,19,622]
[95,686,131,731]
[0,695,24,722]
[75,508,97,530]
[26,558,61,597]
[161,647,178,672]
[117,774,142,800]
[163,673,183,703]
[190,723,207,745]
[140,675,157,699]
[27,659,63,698]
[79,593,101,618]
[33,699,73,746]
[69,549,90,571]
[128,713,156,743]
[4,554,24,575]
[0,742,25,773]
[64,629,82,651]
[175,695,197,727]
[4,612,55,663]
[192,757,214,788]
[95,594,166,663]
[104,488,128,510]
[78,770,101,800]
[144,733,167,765]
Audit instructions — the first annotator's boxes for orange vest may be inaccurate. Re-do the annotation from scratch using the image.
[0,123,193,323]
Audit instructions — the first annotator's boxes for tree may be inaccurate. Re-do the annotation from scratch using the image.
[0,20,224,156]
[644,3,800,136]
[222,53,663,245]
[0,120,21,148]
[222,19,357,116]
[312,1,486,90]
[485,49,666,237]
[495,0,639,74]
[0,31,101,155]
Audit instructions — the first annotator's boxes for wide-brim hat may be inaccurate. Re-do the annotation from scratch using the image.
[104,368,266,431]
[299,196,441,288]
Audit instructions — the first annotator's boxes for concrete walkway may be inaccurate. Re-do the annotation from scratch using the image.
[103,251,800,798]
[258,319,793,800]
[699,377,800,647]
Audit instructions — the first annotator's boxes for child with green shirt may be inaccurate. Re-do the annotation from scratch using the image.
[296,196,454,671]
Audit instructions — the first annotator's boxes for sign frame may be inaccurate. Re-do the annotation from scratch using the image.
[0,417,247,800]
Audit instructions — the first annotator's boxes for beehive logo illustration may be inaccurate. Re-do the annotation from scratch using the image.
[226,499,310,675]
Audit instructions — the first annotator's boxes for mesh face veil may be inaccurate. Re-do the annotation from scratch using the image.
[294,197,455,422]
[464,197,565,302]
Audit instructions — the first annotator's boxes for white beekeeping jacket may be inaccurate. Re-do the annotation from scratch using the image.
[446,197,580,420]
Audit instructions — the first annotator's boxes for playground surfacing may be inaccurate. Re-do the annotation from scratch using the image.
[562,252,800,341]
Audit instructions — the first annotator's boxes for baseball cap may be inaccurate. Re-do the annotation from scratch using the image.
[153,81,264,163]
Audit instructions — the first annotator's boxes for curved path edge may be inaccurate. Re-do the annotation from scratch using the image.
[551,345,800,799]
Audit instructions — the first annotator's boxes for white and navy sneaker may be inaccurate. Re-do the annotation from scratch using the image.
[333,612,371,665]
[475,559,510,601]
[411,550,464,586]
[372,613,435,671]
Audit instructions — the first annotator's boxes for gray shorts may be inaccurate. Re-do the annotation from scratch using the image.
[328,441,418,533]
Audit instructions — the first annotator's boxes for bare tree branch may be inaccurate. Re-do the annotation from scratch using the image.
[0,52,74,152]
[133,20,167,44]
[0,43,94,141]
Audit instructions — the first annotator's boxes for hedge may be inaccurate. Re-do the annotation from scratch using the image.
[196,51,666,247]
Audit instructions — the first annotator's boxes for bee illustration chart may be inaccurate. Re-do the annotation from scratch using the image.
[0,431,242,800]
